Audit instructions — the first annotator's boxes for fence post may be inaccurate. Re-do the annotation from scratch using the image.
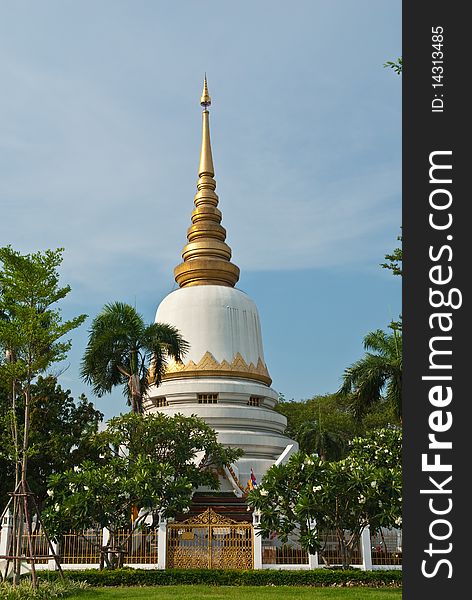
[157,513,167,570]
[48,539,59,571]
[308,519,319,569]
[360,526,372,571]
[102,527,111,568]
[0,509,13,558]
[252,510,262,569]
[102,527,110,547]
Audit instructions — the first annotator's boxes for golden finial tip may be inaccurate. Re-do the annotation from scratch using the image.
[200,74,211,109]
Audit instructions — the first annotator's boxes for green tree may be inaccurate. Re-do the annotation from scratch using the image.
[277,394,354,443]
[249,428,402,568]
[296,421,346,461]
[0,376,103,518]
[338,328,402,421]
[0,246,86,584]
[0,247,86,484]
[81,302,189,414]
[43,412,243,568]
[277,393,398,457]
[381,234,403,277]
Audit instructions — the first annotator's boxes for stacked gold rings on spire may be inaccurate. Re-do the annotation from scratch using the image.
[174,77,240,288]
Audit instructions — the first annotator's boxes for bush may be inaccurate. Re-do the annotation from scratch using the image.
[42,567,402,588]
[0,579,89,600]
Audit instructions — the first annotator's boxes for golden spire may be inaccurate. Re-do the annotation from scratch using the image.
[200,74,211,108]
[174,77,240,288]
[198,76,215,178]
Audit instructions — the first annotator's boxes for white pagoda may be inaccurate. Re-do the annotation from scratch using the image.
[144,78,296,499]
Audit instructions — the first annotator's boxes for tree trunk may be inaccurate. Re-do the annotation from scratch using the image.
[21,384,31,488]
[337,528,352,569]
[12,497,23,586]
[10,378,21,586]
[128,373,142,414]
[380,528,387,554]
[14,381,38,588]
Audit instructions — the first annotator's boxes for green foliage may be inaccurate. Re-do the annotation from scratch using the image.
[338,329,402,421]
[278,394,353,445]
[297,423,346,461]
[26,378,103,510]
[0,246,86,492]
[383,58,402,75]
[276,394,398,458]
[248,428,402,567]
[41,567,402,587]
[0,246,86,385]
[380,231,403,331]
[358,400,399,432]
[335,232,403,425]
[0,377,102,513]
[0,385,14,506]
[81,302,189,413]
[43,412,243,559]
[0,247,87,586]
[381,233,402,332]
[0,579,89,599]
[381,235,402,278]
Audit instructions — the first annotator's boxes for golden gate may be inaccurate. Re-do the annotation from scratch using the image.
[166,508,253,569]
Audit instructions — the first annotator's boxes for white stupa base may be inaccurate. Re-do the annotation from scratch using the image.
[145,375,298,488]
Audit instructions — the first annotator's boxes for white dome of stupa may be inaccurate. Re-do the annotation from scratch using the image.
[155,285,271,386]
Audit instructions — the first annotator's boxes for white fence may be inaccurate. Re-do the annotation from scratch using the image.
[1,510,401,571]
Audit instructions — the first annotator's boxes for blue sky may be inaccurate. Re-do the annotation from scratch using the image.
[0,1,401,420]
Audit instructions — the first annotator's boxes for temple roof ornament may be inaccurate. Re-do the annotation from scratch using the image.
[175,507,250,526]
[163,350,272,386]
[174,77,240,288]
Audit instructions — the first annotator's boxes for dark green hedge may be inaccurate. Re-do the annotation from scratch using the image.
[41,567,402,587]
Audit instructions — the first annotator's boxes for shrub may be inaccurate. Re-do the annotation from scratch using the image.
[0,579,89,600]
[42,567,402,588]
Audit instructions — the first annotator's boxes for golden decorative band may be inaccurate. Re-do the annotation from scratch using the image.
[163,351,272,386]
[174,507,250,526]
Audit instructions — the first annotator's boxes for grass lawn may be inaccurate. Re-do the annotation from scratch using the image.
[68,585,402,600]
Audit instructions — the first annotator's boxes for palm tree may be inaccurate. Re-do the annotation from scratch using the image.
[338,328,402,421]
[297,420,346,461]
[81,302,189,414]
